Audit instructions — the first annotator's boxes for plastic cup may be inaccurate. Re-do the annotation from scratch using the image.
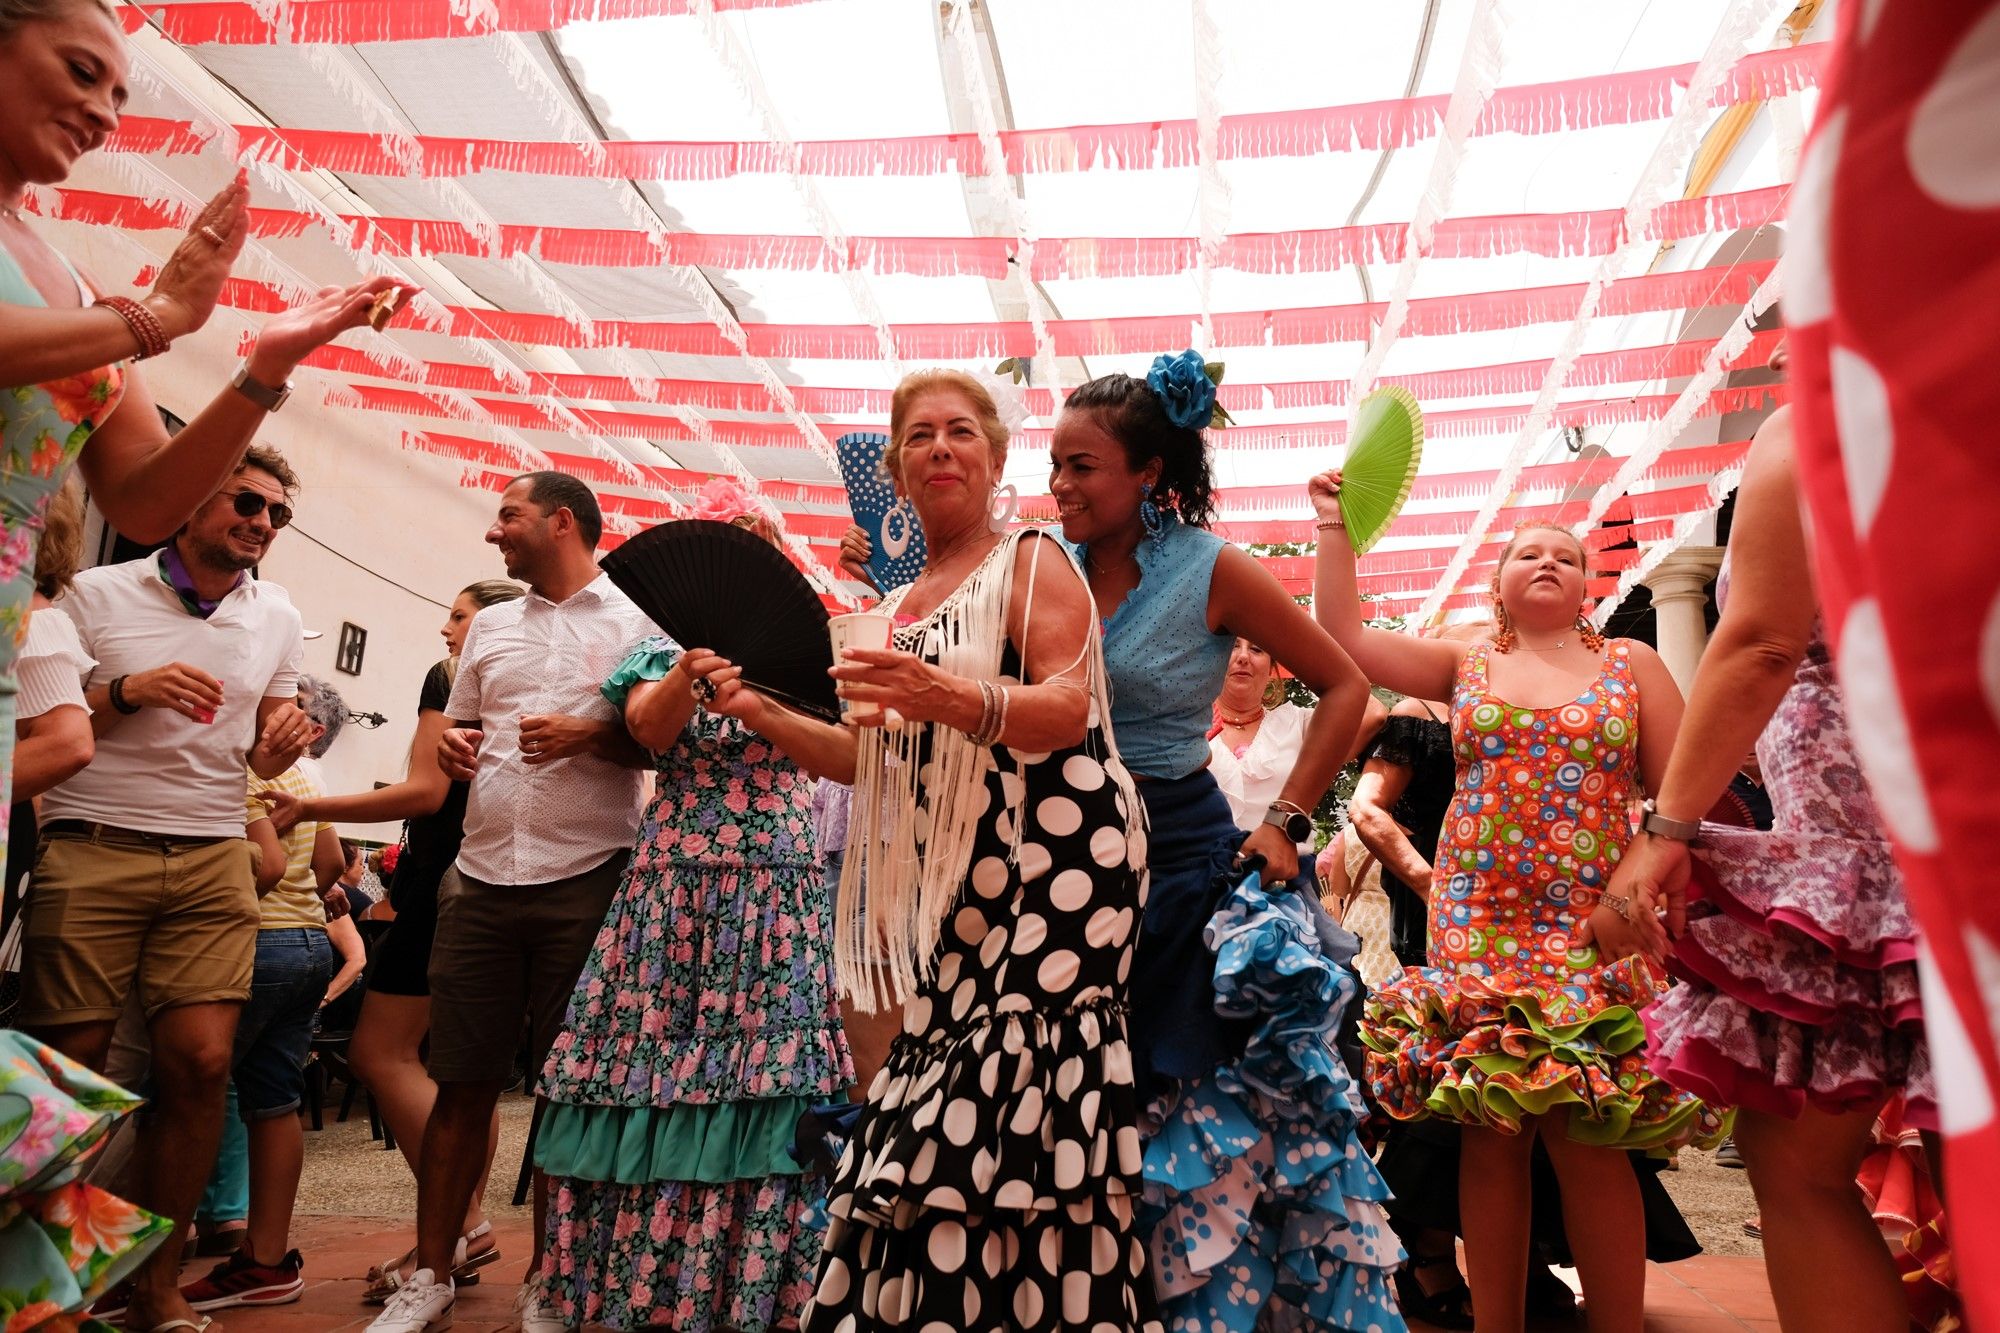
[828,612,894,720]
[192,707,216,725]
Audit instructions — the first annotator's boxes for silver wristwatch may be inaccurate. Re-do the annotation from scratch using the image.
[231,361,293,413]
[1640,798,1700,842]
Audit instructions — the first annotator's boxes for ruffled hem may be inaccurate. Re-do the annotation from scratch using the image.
[1692,833,1915,968]
[826,994,1144,1225]
[536,1094,815,1185]
[543,1019,851,1107]
[1360,959,1729,1151]
[601,637,677,708]
[1671,903,1926,1029]
[1645,984,1935,1128]
[542,1169,822,1331]
[1140,873,1406,1333]
[0,1181,173,1323]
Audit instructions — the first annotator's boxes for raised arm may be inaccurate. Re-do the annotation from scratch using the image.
[1210,544,1370,881]
[1307,469,1463,700]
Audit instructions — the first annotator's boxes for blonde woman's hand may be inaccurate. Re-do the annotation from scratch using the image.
[145,171,250,340]
[830,646,960,729]
[1306,469,1344,524]
[248,275,406,381]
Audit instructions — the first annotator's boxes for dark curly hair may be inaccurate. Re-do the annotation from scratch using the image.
[1063,373,1218,530]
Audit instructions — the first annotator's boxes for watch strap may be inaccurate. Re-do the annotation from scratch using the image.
[231,362,292,412]
[1641,800,1701,842]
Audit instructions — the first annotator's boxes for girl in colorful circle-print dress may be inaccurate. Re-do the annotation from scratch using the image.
[1313,486,1724,1332]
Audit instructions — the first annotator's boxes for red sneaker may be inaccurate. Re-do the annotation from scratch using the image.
[181,1249,307,1310]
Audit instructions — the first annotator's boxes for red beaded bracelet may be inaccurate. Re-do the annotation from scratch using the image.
[95,295,171,360]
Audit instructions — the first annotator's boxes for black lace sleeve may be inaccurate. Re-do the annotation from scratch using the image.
[1366,713,1438,770]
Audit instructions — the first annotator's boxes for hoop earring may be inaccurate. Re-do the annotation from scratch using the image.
[988,483,1019,534]
[1139,484,1165,548]
[1575,610,1605,652]
[1261,678,1287,710]
[1491,595,1517,654]
[880,498,917,560]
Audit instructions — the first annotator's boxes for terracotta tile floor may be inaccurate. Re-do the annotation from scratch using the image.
[186,1212,1780,1333]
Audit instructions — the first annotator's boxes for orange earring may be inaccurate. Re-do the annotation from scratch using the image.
[1575,610,1605,652]
[1491,595,1517,653]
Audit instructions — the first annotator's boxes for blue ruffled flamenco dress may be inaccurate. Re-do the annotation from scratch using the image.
[1140,866,1406,1332]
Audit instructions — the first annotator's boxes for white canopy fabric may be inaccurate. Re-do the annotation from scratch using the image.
[44,0,1813,617]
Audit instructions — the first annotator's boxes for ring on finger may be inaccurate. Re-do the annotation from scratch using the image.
[200,224,226,246]
[692,677,718,704]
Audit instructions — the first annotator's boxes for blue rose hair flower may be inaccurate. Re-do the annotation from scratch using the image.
[1145,349,1233,430]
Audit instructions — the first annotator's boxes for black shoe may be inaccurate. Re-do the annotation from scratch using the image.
[1394,1255,1474,1330]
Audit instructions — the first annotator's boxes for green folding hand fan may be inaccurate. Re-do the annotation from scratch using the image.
[1338,386,1425,554]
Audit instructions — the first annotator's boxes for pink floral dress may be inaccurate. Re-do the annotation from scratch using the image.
[535,637,852,1331]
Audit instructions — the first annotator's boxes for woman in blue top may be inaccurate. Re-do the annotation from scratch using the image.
[1055,354,1401,1332]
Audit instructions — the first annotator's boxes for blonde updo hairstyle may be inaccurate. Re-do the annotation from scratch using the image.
[883,370,1010,495]
[1488,523,1603,653]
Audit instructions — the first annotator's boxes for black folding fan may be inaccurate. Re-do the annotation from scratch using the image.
[600,519,840,722]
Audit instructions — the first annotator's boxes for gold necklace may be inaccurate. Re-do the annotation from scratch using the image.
[1514,636,1568,653]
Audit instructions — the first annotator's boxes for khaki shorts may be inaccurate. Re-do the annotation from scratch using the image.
[426,852,624,1086]
[19,823,260,1026]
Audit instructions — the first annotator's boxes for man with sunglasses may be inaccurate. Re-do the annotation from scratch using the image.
[18,444,322,1326]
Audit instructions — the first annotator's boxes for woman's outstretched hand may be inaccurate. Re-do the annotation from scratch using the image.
[680,648,767,726]
[249,275,406,380]
[145,171,251,340]
[1306,468,1344,524]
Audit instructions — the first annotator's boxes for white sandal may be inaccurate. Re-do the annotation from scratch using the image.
[363,1222,498,1304]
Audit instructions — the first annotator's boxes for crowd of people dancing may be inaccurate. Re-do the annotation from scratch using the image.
[1,2,1991,1332]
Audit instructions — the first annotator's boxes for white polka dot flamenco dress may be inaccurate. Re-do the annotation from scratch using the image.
[800,632,1163,1332]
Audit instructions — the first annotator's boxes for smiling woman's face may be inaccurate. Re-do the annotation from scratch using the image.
[0,3,128,192]
[896,389,999,520]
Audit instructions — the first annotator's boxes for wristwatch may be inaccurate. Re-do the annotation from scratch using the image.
[231,361,293,413]
[1264,802,1313,844]
[1640,798,1701,843]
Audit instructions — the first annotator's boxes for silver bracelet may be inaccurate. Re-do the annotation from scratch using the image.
[991,684,1010,744]
[970,679,999,745]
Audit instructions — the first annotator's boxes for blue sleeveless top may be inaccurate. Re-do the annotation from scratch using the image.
[1074,516,1234,780]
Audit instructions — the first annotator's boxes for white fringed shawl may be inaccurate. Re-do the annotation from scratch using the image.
[834,529,1101,1012]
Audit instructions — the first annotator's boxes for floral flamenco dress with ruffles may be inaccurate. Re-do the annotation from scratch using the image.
[1,246,170,1331]
[1644,593,1933,1128]
[534,636,852,1332]
[1361,641,1727,1150]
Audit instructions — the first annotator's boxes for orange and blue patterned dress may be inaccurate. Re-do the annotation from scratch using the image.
[1359,640,1725,1149]
[1,247,166,1329]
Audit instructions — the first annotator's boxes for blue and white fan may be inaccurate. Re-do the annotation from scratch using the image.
[835,430,926,592]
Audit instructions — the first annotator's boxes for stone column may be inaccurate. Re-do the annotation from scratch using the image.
[1643,546,1725,694]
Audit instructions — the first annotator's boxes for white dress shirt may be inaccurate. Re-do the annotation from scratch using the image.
[47,556,304,838]
[445,573,652,885]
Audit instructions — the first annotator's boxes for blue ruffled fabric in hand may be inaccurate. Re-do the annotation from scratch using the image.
[1138,867,1408,1333]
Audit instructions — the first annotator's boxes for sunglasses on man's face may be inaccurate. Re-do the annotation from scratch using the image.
[228,489,293,530]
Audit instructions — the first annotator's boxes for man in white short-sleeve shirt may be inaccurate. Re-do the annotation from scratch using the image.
[21,446,321,1331]
[372,471,651,1333]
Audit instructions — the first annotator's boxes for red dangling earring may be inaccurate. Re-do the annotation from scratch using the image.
[1575,610,1605,651]
[1491,595,1517,653]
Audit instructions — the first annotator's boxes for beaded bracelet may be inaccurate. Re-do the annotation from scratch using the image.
[95,295,171,360]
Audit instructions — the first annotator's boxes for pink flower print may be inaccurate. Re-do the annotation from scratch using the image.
[742,1251,768,1283]
[680,832,709,857]
[649,1208,674,1243]
[0,528,34,583]
[638,1252,659,1278]
[717,824,743,847]
[743,741,769,764]
[629,1281,653,1307]
[723,788,750,815]
[753,831,773,846]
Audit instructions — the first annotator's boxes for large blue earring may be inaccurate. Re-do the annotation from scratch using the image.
[1139,484,1165,548]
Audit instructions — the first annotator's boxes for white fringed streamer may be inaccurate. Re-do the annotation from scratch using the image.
[689,0,901,376]
[1590,266,1783,624]
[1190,0,1231,350]
[970,370,1032,437]
[1348,0,1508,404]
[944,0,1061,399]
[1408,0,1786,626]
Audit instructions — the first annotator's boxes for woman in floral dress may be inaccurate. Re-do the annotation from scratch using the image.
[1314,473,1725,1333]
[534,492,851,1332]
[0,6,402,1328]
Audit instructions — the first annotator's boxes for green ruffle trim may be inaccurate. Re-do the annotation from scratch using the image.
[600,636,679,708]
[1362,966,1732,1153]
[535,1094,814,1186]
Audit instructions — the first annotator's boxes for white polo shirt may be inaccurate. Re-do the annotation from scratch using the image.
[445,573,652,886]
[47,553,305,838]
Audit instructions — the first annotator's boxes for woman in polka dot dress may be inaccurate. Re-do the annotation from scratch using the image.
[1782,3,2000,1325]
[1313,490,1725,1333]
[798,371,1159,1332]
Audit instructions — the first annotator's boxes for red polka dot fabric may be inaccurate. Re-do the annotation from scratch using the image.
[1787,4,2000,1324]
